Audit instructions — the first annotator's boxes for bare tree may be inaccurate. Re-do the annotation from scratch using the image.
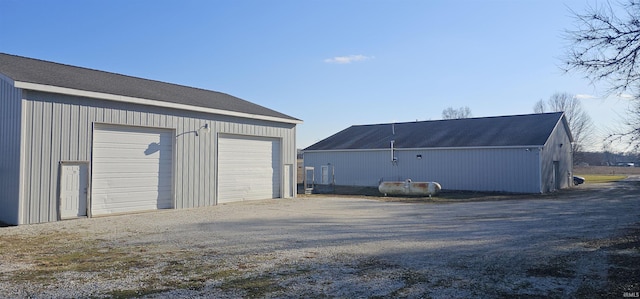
[564,0,640,149]
[442,106,472,119]
[534,92,595,156]
[533,99,546,114]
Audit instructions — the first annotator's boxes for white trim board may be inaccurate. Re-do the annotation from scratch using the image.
[14,81,303,125]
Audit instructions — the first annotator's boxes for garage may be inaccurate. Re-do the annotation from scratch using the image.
[1,53,300,225]
[218,135,281,203]
[91,125,174,216]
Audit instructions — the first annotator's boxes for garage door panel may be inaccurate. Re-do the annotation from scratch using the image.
[92,192,165,204]
[93,188,172,198]
[92,163,168,174]
[91,200,168,214]
[92,125,173,216]
[92,147,172,158]
[92,152,171,160]
[92,177,173,187]
[93,139,170,148]
[218,136,280,203]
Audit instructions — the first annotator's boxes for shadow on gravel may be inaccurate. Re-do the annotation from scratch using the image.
[3,180,637,298]
[600,223,640,297]
[180,181,640,297]
[0,221,12,228]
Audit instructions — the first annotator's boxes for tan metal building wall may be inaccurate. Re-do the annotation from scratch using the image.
[540,119,574,192]
[304,146,543,193]
[12,89,297,224]
[0,76,22,225]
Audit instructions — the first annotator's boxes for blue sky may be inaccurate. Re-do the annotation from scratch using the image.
[0,0,633,151]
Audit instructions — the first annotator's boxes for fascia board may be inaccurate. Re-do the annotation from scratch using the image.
[14,81,303,125]
[303,145,544,153]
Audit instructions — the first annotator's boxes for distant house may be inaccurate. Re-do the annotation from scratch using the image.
[0,53,301,225]
[303,112,573,194]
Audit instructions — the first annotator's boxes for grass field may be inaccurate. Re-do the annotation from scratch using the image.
[574,174,627,184]
[574,166,639,184]
[574,166,640,175]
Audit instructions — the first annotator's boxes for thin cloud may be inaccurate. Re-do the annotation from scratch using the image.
[575,94,596,100]
[324,54,373,64]
[619,93,635,100]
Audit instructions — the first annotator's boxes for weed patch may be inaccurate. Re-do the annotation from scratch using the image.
[220,274,284,298]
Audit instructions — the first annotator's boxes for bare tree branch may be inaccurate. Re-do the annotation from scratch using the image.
[533,93,595,159]
[564,0,640,150]
[564,1,640,95]
[442,106,472,119]
[533,99,546,113]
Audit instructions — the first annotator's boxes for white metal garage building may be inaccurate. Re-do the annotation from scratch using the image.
[0,53,301,225]
[304,113,573,194]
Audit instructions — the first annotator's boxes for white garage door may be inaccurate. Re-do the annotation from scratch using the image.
[218,135,280,203]
[92,125,173,216]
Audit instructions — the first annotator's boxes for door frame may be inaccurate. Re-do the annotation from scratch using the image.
[58,161,90,220]
[283,164,294,198]
[552,161,560,191]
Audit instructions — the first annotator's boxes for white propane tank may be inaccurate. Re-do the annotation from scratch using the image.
[378,179,441,197]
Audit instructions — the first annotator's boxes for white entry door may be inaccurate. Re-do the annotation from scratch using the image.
[60,162,88,219]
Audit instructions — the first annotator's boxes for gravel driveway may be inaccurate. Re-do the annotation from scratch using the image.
[1,180,639,298]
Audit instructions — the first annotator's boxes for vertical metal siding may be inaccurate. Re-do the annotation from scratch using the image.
[540,122,573,192]
[0,78,22,225]
[19,91,297,224]
[304,147,542,193]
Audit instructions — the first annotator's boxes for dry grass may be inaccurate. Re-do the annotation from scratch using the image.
[575,175,627,184]
[0,230,243,296]
[574,166,638,184]
[574,166,640,175]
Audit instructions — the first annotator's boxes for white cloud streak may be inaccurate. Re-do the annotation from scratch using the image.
[324,54,373,64]
[575,94,596,100]
[619,93,635,100]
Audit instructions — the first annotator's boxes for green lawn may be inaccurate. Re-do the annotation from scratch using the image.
[574,174,627,184]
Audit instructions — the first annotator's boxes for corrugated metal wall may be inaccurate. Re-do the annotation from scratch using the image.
[19,90,297,224]
[0,77,22,225]
[540,121,573,192]
[304,146,542,193]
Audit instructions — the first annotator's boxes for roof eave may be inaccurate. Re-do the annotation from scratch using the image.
[542,113,573,148]
[14,81,303,125]
[561,114,574,142]
[303,145,544,153]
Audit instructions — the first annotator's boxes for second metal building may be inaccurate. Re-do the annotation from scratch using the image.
[303,113,573,194]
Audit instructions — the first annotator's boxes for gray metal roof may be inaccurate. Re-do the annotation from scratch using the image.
[0,53,300,122]
[304,112,568,150]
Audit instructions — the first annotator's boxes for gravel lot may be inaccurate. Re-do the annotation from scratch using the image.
[1,178,639,298]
